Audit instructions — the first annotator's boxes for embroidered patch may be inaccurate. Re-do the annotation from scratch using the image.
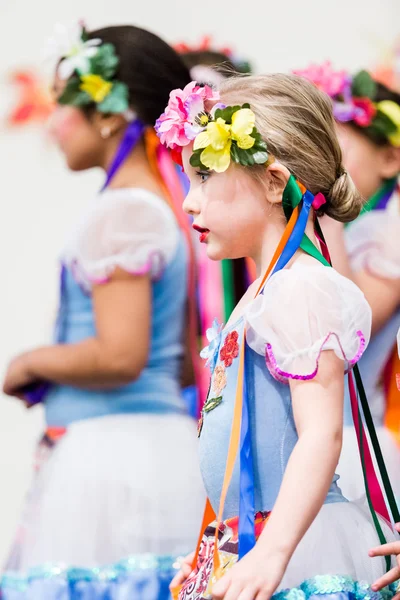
[212,365,227,395]
[203,396,223,413]
[197,396,223,438]
[220,330,239,367]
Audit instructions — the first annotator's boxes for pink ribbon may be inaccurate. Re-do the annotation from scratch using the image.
[348,371,391,522]
[312,192,326,210]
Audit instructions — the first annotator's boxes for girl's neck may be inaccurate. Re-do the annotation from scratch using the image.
[100,135,164,197]
[252,212,318,277]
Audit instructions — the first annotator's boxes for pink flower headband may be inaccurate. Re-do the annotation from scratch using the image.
[294,62,400,146]
[155,81,269,172]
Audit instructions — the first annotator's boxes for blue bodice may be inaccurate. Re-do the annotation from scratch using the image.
[199,317,345,519]
[45,234,188,426]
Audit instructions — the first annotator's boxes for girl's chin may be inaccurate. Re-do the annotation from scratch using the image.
[205,244,227,262]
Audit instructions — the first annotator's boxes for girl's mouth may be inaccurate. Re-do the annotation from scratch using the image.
[193,224,210,243]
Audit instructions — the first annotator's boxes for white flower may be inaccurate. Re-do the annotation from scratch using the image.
[44,22,101,80]
[200,318,223,368]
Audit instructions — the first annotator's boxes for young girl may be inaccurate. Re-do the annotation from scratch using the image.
[156,73,398,600]
[1,23,204,597]
[296,63,400,502]
[176,40,255,416]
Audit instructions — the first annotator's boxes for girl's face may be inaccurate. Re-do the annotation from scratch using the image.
[337,123,400,199]
[48,75,104,171]
[182,146,275,261]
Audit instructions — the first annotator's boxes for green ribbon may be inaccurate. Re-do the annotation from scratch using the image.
[221,260,236,322]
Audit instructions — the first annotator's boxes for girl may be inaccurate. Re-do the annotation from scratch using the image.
[1,23,204,597]
[296,63,400,502]
[155,73,398,600]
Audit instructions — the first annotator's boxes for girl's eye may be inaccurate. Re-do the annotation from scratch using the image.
[196,170,210,184]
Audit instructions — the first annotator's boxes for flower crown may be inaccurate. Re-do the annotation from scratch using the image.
[155,82,269,173]
[174,36,252,75]
[46,23,130,115]
[294,62,400,147]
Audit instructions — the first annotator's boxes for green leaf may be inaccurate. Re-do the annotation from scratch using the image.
[214,105,241,123]
[97,81,129,113]
[203,396,223,413]
[58,77,92,106]
[374,109,397,135]
[253,138,268,152]
[81,26,89,42]
[230,143,241,164]
[351,70,377,100]
[236,61,252,75]
[90,43,119,79]
[252,150,269,165]
[242,103,251,109]
[189,150,208,170]
[231,144,255,166]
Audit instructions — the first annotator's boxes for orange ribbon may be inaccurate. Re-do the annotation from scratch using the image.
[171,204,301,598]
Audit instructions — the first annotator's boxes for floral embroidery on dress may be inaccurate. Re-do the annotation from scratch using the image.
[220,330,239,367]
[212,365,227,395]
[197,395,223,437]
[200,319,223,371]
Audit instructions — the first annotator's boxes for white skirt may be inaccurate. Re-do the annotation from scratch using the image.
[337,425,400,504]
[280,501,396,589]
[8,413,206,572]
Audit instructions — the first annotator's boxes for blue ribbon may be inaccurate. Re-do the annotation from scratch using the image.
[238,352,255,558]
[272,190,314,275]
[237,189,315,557]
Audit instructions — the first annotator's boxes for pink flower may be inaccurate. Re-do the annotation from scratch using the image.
[294,61,348,98]
[155,81,219,148]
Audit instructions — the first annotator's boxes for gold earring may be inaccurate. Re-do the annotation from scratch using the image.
[101,126,111,139]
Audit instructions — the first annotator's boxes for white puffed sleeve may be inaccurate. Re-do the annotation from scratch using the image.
[244,264,372,384]
[346,196,400,279]
[63,188,179,289]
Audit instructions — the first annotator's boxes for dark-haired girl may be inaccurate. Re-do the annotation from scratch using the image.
[1,23,204,596]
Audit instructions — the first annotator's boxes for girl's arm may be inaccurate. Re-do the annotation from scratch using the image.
[213,350,344,600]
[3,268,151,395]
[322,217,400,336]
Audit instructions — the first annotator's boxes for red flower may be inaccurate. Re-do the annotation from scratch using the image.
[220,330,239,367]
[353,98,377,127]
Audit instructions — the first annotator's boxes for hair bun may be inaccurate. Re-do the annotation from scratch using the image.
[325,170,364,223]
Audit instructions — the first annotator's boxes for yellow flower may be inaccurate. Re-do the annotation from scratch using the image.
[194,118,232,173]
[231,108,256,149]
[377,100,400,147]
[80,74,113,103]
[200,144,232,172]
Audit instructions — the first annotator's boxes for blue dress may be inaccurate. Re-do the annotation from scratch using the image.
[2,188,205,599]
[178,262,396,600]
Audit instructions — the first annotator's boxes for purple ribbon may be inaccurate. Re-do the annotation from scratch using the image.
[101,119,145,191]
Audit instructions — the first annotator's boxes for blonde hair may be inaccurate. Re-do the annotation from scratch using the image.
[220,73,363,222]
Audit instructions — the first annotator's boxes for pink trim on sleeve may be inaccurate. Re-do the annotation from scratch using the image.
[265,330,366,384]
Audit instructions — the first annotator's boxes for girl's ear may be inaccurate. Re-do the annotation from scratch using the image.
[91,112,126,138]
[264,162,291,204]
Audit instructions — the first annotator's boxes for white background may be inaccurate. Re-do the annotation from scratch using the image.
[0,0,398,565]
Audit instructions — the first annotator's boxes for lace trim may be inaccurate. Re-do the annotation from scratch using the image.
[265,330,366,384]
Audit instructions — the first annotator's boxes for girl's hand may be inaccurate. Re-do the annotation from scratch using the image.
[169,551,195,592]
[212,546,288,600]
[3,353,36,399]
[369,523,400,597]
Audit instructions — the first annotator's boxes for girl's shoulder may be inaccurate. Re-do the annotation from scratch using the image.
[244,263,371,383]
[63,187,180,288]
